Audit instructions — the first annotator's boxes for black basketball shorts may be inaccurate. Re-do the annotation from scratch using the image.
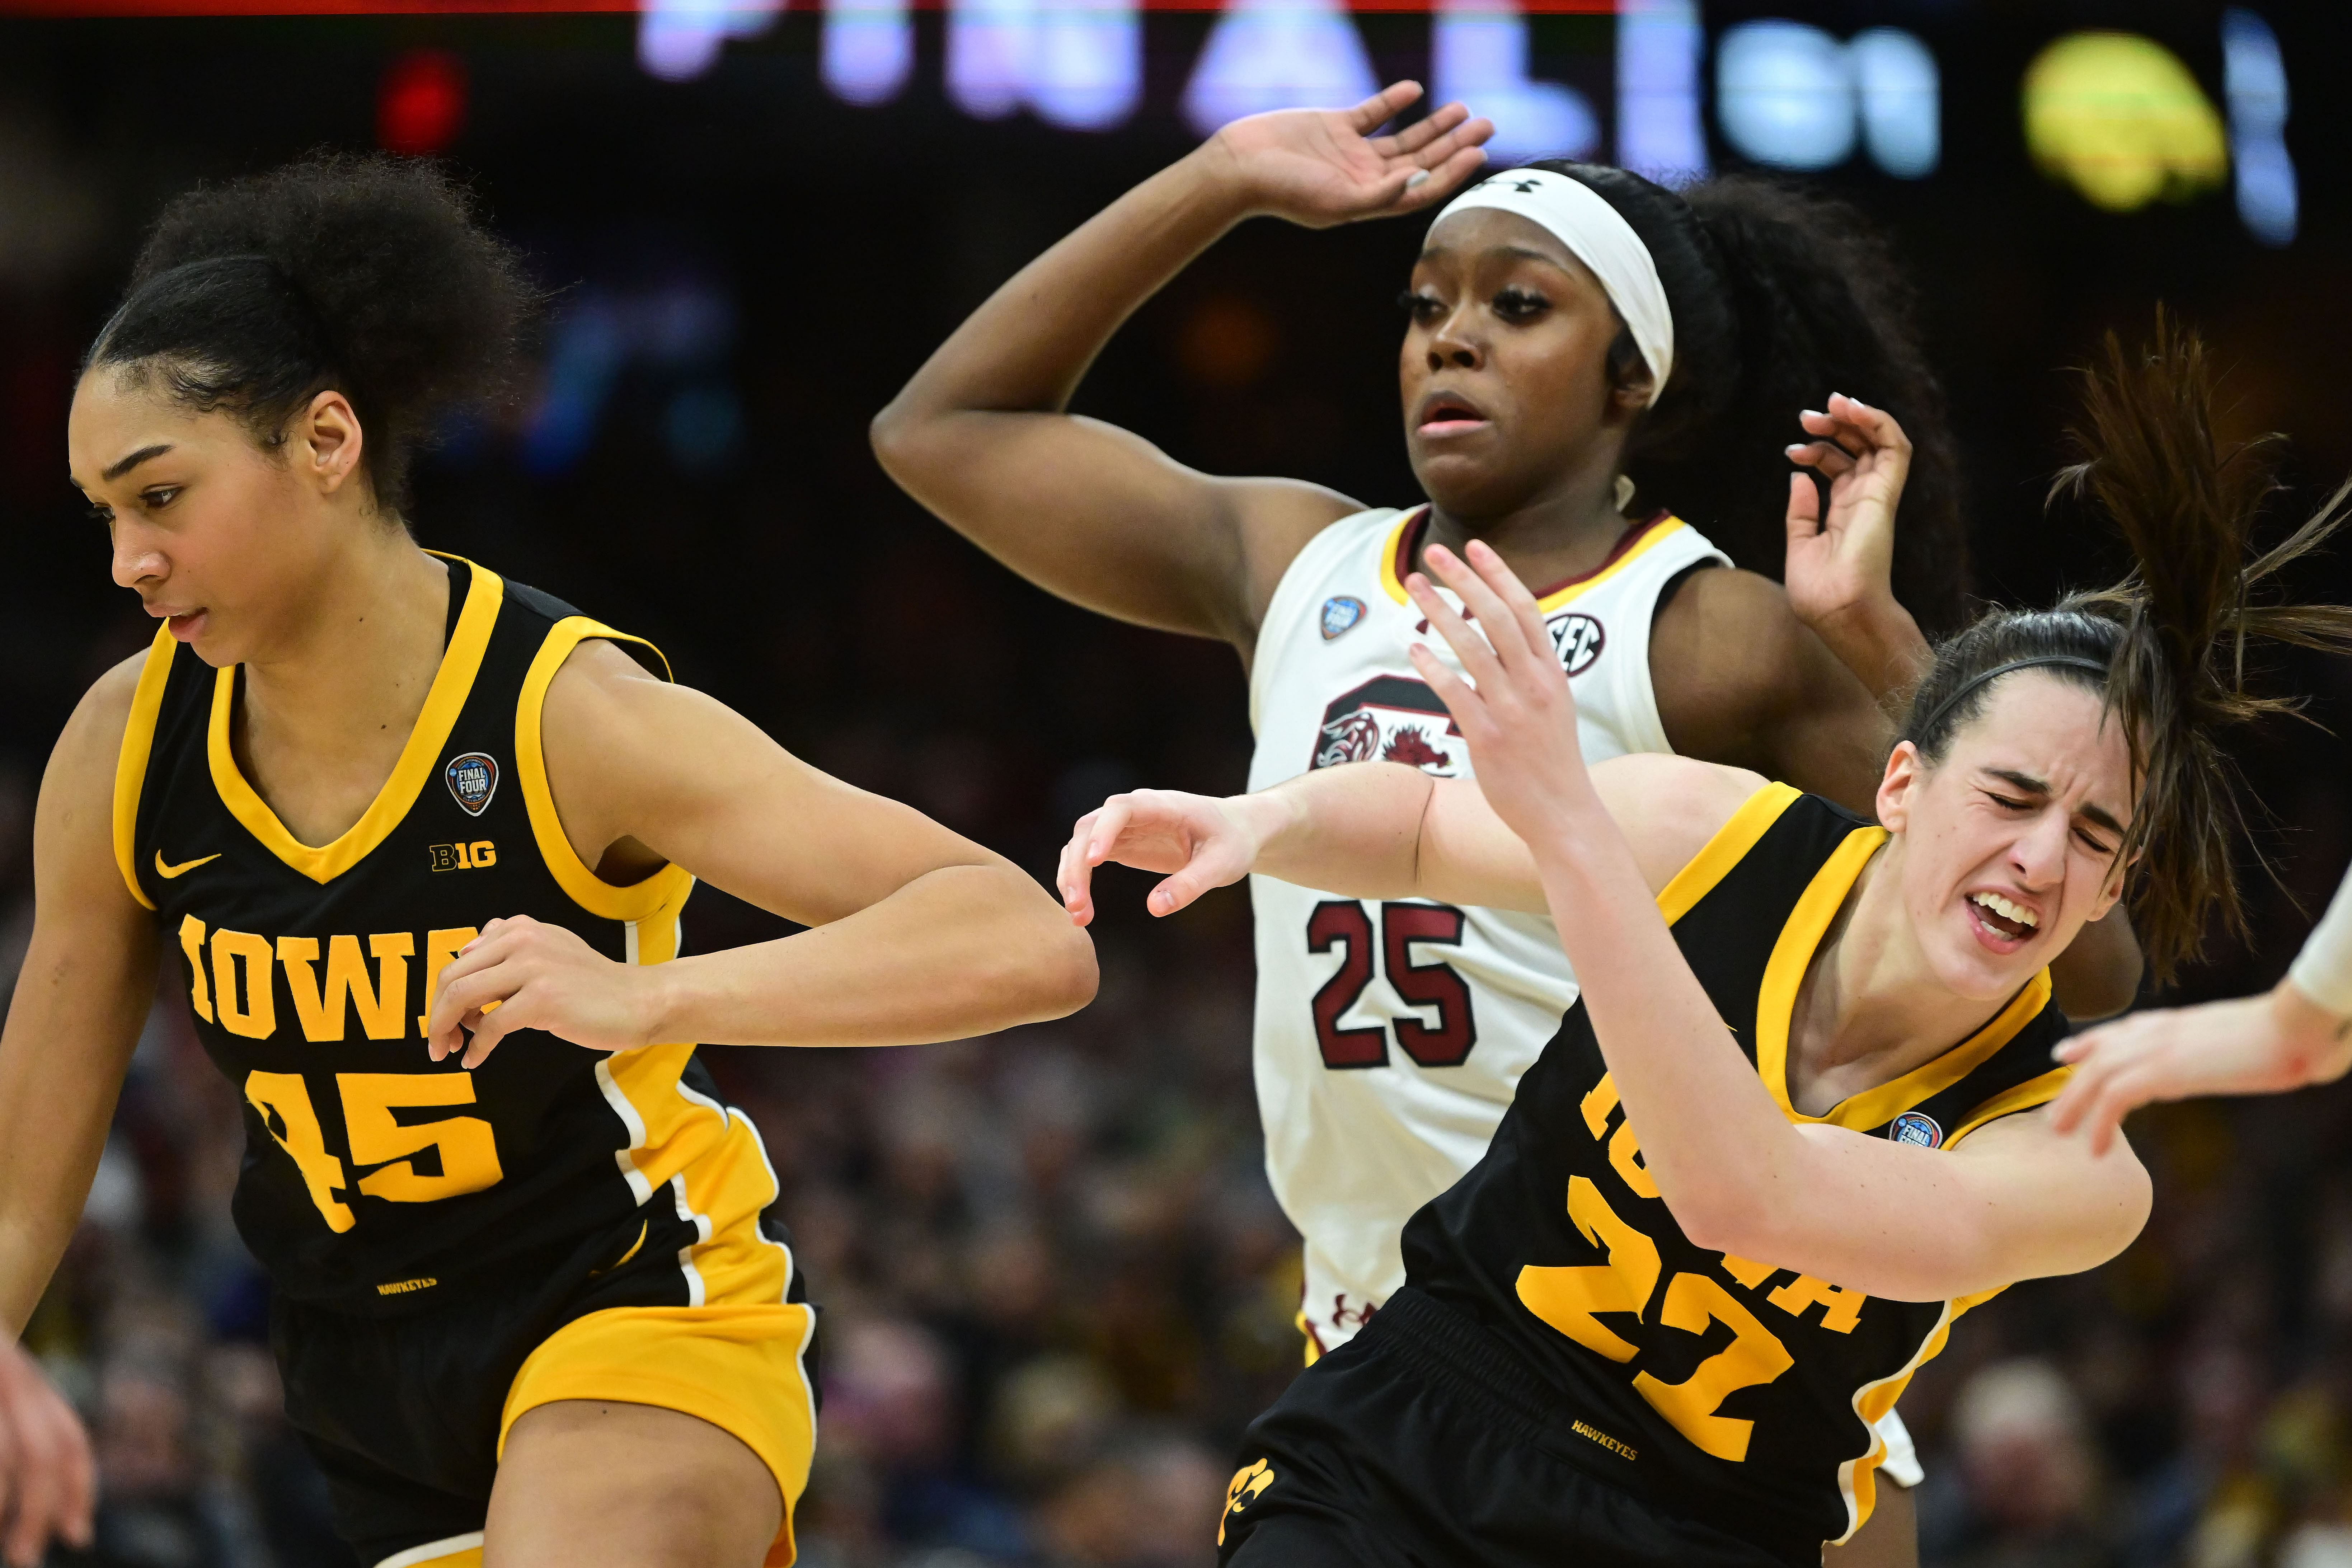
[1216,1287,1808,1568]
[272,1201,819,1568]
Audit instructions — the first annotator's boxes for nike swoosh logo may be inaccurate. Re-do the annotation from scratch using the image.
[155,851,221,880]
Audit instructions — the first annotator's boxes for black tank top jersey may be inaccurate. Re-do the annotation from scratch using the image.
[1397,784,2074,1555]
[115,557,766,1316]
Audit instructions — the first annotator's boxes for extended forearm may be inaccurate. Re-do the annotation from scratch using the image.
[1531,812,1814,1244]
[644,863,1095,1048]
[1806,599,1930,709]
[1248,764,1445,901]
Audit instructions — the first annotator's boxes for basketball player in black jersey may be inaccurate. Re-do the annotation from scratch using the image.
[0,156,1097,1568]
[1061,325,2352,1567]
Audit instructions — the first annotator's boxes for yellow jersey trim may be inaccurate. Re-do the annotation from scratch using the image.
[1755,827,2055,1132]
[1654,781,1803,926]
[1376,511,1693,611]
[1944,1066,2073,1149]
[514,615,691,923]
[112,626,178,912]
[206,561,504,886]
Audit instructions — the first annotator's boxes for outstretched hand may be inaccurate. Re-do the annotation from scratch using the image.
[1402,540,1596,848]
[2047,981,2352,1155]
[1057,790,1265,925]
[1782,393,1912,635]
[1208,81,1494,229]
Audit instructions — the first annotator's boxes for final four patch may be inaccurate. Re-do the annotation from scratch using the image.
[1320,596,1366,640]
[445,752,499,817]
[1888,1111,1944,1149]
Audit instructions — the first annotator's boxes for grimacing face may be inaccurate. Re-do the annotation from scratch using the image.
[1876,671,2135,1004]
[1400,208,1649,521]
[68,369,363,668]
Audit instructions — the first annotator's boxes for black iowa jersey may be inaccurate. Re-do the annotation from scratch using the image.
[115,557,780,1315]
[1397,784,2072,1553]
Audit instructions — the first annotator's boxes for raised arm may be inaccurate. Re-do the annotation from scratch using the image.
[869,84,1489,651]
[1405,539,2149,1302]
[424,641,1097,1063]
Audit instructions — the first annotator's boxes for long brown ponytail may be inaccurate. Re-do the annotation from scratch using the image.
[1900,314,2352,986]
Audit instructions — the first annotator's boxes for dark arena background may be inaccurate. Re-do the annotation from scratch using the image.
[4,1,2352,1563]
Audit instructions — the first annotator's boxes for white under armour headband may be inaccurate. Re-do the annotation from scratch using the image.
[1433,169,1675,405]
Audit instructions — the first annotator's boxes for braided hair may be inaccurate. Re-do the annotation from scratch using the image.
[1899,315,2352,985]
[1515,161,1964,636]
[86,152,537,521]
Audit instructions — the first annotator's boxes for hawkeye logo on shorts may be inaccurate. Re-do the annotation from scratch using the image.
[1219,1460,1276,1546]
[445,752,499,817]
[1320,595,1366,640]
[1311,675,1463,776]
[1889,1111,1944,1149]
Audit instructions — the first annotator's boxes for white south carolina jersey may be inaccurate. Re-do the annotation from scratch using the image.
[1247,503,1728,1352]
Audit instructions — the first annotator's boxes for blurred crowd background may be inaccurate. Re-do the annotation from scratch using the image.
[4,2,2352,1564]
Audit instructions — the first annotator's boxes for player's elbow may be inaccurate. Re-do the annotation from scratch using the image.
[1664,1176,1774,1262]
[987,876,1100,1023]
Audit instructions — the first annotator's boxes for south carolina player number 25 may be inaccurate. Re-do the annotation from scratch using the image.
[1306,900,1479,1070]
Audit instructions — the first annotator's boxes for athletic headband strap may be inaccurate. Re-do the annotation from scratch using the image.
[1916,655,2112,741]
[1433,169,1674,405]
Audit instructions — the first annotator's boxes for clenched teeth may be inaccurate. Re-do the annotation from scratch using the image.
[1971,891,2039,929]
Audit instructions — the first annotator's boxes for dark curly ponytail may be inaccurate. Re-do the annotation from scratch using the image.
[1516,161,1964,636]
[87,152,536,521]
[1899,315,2352,985]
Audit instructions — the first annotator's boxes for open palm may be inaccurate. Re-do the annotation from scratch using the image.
[1783,392,1912,630]
[1211,81,1494,229]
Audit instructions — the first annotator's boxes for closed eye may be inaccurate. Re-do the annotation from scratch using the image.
[1983,791,2030,813]
[2074,826,2114,855]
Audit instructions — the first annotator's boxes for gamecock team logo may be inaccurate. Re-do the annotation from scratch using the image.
[1548,611,1605,676]
[1311,676,1463,775]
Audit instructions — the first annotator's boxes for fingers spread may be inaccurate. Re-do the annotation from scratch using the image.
[1786,441,1854,479]
[1783,472,1821,537]
[1349,79,1424,133]
[1390,142,1490,213]
[1379,99,1467,157]
[1403,570,1502,687]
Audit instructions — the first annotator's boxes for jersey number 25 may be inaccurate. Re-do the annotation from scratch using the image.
[1306,901,1478,1069]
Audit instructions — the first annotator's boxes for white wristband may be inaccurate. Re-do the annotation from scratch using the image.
[2289,864,2352,1019]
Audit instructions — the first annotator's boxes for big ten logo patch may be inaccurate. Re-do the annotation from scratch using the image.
[1311,675,1464,775]
[1547,611,1606,676]
[429,842,497,872]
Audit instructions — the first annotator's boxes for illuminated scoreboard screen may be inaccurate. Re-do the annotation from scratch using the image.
[616,0,2300,245]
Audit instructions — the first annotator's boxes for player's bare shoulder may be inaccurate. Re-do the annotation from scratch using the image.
[1648,565,1819,733]
[1588,751,1771,896]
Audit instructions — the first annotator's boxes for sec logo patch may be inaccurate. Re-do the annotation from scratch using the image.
[445,752,499,817]
[1889,1111,1943,1149]
[1320,596,1366,640]
[1548,611,1605,676]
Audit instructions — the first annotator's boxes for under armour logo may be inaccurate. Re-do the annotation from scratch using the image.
[1509,179,1542,192]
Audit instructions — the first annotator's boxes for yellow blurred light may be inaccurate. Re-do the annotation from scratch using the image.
[2022,31,2228,212]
